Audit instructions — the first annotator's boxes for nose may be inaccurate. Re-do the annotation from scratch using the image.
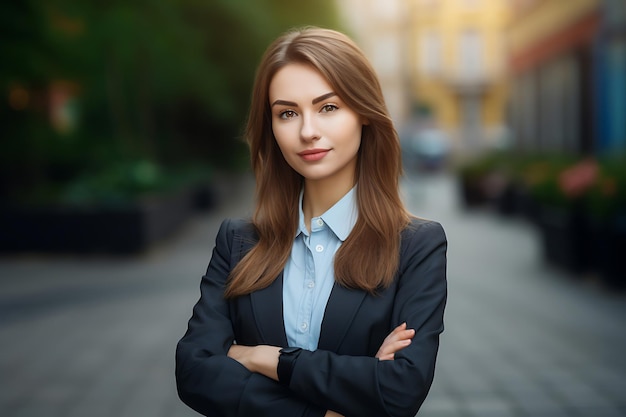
[300,113,320,142]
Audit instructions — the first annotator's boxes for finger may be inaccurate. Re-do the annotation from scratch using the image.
[383,325,407,344]
[377,338,412,358]
[385,328,415,345]
[400,328,416,340]
[386,338,411,352]
[391,322,407,334]
[389,323,416,339]
[376,324,415,359]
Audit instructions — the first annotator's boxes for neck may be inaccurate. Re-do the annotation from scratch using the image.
[302,176,354,228]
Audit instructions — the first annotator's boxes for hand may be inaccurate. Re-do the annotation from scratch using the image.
[227,344,280,380]
[324,411,344,417]
[227,344,255,370]
[375,322,415,361]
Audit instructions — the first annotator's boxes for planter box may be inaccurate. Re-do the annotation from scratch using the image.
[516,189,542,224]
[537,205,591,275]
[0,189,193,255]
[589,214,626,290]
[494,181,519,216]
[458,175,486,208]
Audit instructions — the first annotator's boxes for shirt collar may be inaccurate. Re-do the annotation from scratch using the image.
[297,187,358,241]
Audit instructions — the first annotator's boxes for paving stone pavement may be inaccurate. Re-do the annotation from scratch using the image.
[1,172,625,417]
[404,173,626,417]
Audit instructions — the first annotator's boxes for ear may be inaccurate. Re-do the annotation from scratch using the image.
[361,116,370,126]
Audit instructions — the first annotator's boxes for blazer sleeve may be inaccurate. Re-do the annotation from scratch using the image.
[286,220,448,417]
[175,218,326,417]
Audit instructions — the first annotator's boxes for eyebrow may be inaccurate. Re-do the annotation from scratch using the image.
[312,92,337,104]
[271,92,337,107]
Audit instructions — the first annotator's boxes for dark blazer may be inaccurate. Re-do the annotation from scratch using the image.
[176,217,447,417]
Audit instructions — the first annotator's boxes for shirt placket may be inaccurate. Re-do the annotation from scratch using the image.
[299,218,329,350]
[296,233,315,349]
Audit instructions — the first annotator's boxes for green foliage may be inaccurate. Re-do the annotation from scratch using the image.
[457,150,626,220]
[523,155,579,208]
[457,152,503,180]
[584,155,626,219]
[19,158,214,207]
[61,159,176,207]
[457,150,535,185]
[0,0,341,204]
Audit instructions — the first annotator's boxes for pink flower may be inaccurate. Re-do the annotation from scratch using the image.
[558,159,598,198]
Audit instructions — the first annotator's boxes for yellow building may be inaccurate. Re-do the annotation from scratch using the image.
[337,0,511,154]
[336,0,411,123]
[408,0,511,152]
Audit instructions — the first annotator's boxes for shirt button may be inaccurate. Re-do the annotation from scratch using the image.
[315,244,324,252]
[300,322,308,331]
[316,219,324,227]
[307,281,315,289]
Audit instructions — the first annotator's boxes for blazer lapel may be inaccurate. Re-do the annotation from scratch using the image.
[318,283,366,351]
[232,224,288,347]
[250,275,288,346]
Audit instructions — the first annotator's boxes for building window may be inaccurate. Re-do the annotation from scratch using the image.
[606,0,626,26]
[420,30,441,76]
[373,34,400,75]
[373,0,401,20]
[460,0,480,7]
[458,29,483,80]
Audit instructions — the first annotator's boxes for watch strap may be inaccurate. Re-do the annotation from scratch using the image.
[277,347,302,386]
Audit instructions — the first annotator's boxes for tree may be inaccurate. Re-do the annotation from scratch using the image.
[0,0,341,203]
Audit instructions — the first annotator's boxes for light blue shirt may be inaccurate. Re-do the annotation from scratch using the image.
[283,187,358,351]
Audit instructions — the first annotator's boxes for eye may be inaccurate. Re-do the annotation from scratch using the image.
[279,110,297,119]
[320,104,338,113]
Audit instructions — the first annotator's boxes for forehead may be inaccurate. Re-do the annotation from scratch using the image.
[268,63,333,102]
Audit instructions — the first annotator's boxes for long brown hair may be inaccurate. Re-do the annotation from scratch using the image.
[224,27,410,298]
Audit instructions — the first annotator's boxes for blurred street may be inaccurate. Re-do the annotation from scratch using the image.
[1,171,625,417]
[404,173,626,417]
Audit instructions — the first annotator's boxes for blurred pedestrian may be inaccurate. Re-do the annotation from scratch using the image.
[175,27,447,417]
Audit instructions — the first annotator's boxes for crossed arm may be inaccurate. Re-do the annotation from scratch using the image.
[227,322,416,417]
[176,218,447,417]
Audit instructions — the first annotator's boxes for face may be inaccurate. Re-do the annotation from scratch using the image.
[269,63,364,188]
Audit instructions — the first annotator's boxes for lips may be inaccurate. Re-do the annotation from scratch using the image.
[298,148,330,162]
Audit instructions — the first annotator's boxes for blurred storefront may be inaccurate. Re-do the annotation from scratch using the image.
[596,0,626,154]
[507,0,626,155]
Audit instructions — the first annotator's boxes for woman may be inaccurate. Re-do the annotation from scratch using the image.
[176,27,447,417]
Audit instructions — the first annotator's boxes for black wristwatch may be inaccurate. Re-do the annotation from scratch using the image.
[278,347,303,386]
